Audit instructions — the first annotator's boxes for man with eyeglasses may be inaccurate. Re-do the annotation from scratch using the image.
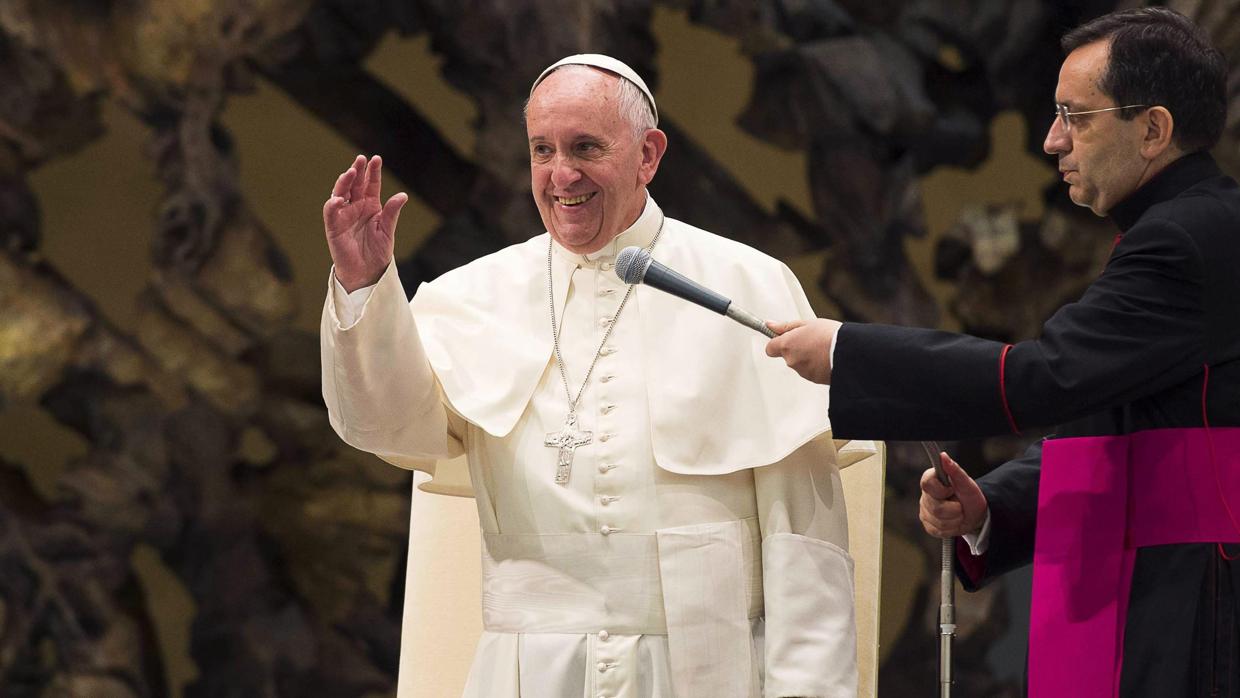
[767,7,1239,697]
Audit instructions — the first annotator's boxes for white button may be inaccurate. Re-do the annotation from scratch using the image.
[598,464,612,474]
[597,661,608,672]
[600,288,616,296]
[600,375,615,383]
[600,346,616,355]
[599,496,612,506]
[598,630,610,640]
[598,317,613,327]
[600,525,613,535]
[600,262,613,271]
[598,433,612,442]
[601,404,616,414]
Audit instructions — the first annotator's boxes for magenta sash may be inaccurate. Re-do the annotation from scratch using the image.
[1030,428,1240,697]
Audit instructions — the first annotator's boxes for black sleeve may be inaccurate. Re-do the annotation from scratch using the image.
[1003,219,1205,429]
[829,218,1207,441]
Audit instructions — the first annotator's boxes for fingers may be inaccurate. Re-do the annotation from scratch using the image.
[330,166,356,200]
[364,155,384,201]
[764,335,784,358]
[920,465,954,500]
[939,453,979,502]
[767,319,805,336]
[324,165,358,227]
[348,155,368,203]
[380,192,408,235]
[920,513,959,539]
[940,452,987,514]
[763,320,805,357]
[323,195,348,224]
[920,486,964,538]
[919,455,988,538]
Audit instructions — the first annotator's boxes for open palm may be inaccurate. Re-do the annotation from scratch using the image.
[323,154,408,292]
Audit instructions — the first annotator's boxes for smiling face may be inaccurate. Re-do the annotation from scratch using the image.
[1043,40,1151,216]
[526,67,665,254]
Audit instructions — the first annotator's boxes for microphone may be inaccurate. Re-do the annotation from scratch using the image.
[614,246,776,338]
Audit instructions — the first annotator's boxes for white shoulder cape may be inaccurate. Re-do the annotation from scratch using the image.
[409,206,835,475]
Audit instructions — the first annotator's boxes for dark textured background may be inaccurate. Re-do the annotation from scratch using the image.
[1,1,1238,695]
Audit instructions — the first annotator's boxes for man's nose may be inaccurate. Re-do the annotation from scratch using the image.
[550,154,582,188]
[1044,116,1071,155]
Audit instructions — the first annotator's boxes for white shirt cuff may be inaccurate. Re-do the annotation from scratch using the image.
[332,273,377,327]
[828,324,840,369]
[961,510,991,555]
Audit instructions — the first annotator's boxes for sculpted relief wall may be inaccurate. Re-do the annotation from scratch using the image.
[1,1,1238,695]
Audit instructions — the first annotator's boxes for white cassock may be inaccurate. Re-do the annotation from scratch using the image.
[322,196,864,698]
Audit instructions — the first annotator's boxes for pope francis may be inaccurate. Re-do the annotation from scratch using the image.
[321,54,862,698]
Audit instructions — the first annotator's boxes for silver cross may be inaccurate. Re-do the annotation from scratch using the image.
[545,412,593,485]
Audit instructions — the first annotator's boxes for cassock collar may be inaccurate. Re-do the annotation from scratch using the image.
[551,192,661,269]
[1109,151,1222,232]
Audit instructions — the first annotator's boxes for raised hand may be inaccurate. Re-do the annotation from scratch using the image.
[323,154,409,292]
[919,452,989,538]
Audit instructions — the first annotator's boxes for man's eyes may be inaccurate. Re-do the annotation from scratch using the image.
[530,142,603,158]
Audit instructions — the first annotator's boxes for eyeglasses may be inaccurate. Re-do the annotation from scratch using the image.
[1054,103,1148,133]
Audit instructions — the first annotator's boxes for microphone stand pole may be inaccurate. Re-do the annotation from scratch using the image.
[921,441,955,698]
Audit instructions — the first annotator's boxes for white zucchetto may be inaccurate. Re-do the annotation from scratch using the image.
[530,53,658,125]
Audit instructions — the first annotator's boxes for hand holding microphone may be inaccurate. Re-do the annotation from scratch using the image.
[764,318,839,384]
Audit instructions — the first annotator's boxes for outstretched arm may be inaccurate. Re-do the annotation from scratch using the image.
[321,155,462,467]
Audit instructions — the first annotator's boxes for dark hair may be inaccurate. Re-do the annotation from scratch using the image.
[1062,7,1227,153]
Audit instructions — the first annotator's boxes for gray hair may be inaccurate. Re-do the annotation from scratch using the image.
[525,65,657,139]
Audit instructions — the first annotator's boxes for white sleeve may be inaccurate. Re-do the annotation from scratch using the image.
[961,510,992,555]
[321,261,464,467]
[331,273,377,328]
[754,439,857,698]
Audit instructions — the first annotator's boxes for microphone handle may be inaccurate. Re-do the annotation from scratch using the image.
[726,305,777,338]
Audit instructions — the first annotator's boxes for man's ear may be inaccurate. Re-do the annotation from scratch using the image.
[638,128,668,185]
[1141,106,1176,160]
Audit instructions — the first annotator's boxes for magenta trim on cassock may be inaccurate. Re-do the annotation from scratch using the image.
[1030,428,1240,698]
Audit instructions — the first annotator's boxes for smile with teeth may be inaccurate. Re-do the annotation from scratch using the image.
[556,192,596,206]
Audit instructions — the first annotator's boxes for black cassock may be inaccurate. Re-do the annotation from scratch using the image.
[830,151,1240,697]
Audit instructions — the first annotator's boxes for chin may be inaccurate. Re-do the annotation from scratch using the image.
[551,228,601,251]
[1068,188,1097,213]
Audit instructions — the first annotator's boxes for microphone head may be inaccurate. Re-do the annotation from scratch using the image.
[615,246,652,284]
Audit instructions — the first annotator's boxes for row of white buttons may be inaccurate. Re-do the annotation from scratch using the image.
[594,282,620,698]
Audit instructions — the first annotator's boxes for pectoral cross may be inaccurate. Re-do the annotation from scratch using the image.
[545,412,593,485]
